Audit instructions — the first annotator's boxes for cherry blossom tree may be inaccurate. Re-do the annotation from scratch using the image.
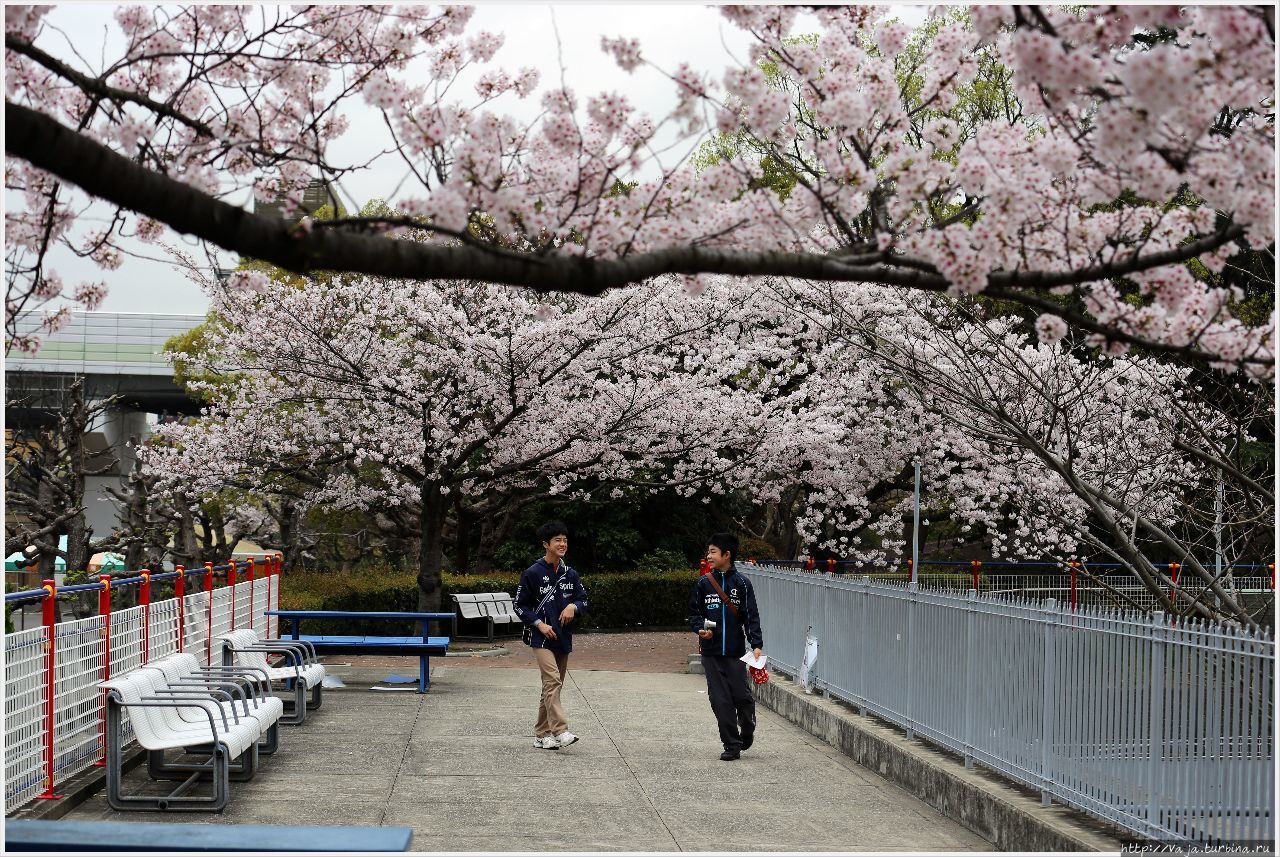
[768,280,1272,625]
[140,267,806,612]
[6,5,1273,374]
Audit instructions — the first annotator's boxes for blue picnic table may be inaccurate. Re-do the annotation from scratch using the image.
[265,610,454,693]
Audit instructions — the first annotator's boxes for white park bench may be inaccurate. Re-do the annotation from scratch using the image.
[451,592,521,641]
[217,629,325,724]
[101,653,283,812]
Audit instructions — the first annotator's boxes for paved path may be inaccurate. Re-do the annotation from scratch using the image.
[67,658,992,852]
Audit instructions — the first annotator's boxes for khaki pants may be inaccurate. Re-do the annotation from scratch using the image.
[534,648,570,738]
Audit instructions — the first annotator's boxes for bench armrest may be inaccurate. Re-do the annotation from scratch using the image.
[199,665,272,700]
[230,645,306,672]
[148,689,241,725]
[140,694,231,731]
[111,696,221,742]
[177,673,269,714]
[196,672,270,713]
[165,679,251,716]
[255,638,319,663]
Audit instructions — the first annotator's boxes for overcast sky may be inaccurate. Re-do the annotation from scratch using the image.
[33,3,925,317]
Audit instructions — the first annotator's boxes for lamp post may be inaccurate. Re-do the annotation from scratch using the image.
[911,459,921,586]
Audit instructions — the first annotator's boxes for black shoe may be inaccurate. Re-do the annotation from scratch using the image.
[719,750,740,761]
[741,732,754,751]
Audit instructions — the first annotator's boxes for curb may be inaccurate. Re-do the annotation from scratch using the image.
[755,672,1126,853]
[445,647,509,658]
[6,747,146,821]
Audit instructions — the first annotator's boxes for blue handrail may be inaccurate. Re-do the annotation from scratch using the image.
[4,558,276,605]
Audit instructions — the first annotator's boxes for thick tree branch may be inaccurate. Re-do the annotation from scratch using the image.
[7,100,1264,368]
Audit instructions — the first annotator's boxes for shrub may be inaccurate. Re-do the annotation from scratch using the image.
[632,549,691,572]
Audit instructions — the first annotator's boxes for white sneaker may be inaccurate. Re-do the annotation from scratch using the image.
[533,736,559,750]
[554,731,578,748]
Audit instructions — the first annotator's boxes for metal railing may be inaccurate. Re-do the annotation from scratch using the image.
[3,557,282,812]
[746,564,1274,846]
[757,559,1275,615]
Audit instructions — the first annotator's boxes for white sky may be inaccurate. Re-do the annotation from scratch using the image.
[30,2,926,316]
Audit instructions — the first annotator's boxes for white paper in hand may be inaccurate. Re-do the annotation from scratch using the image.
[739,651,767,670]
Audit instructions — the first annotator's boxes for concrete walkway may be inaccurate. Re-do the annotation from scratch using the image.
[66,661,993,852]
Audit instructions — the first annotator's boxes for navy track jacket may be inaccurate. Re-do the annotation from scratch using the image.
[515,558,589,653]
[688,567,764,658]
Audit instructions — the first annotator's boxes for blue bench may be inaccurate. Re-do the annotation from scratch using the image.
[265,610,453,693]
[3,819,413,851]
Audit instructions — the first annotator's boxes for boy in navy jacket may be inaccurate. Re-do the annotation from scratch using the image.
[515,520,588,750]
[688,532,764,760]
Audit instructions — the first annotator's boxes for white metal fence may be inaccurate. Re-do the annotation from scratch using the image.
[3,568,280,811]
[747,564,1275,846]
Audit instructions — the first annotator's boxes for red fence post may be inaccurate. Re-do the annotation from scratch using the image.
[140,570,151,664]
[1270,562,1275,590]
[804,557,815,572]
[826,558,836,574]
[246,558,256,636]
[1068,560,1079,612]
[95,575,111,766]
[906,557,913,584]
[227,560,238,631]
[1169,562,1180,603]
[970,560,981,592]
[37,579,64,800]
[204,562,214,665]
[275,557,285,636]
[174,565,185,652]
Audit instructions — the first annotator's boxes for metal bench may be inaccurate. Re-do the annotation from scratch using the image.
[100,658,275,812]
[451,592,521,641]
[4,819,414,852]
[265,610,453,693]
[481,591,522,635]
[217,629,325,724]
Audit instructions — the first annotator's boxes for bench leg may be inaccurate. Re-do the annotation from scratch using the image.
[307,680,323,710]
[177,742,258,782]
[419,655,429,693]
[258,722,279,755]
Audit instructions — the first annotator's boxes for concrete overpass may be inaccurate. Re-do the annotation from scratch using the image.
[6,311,206,537]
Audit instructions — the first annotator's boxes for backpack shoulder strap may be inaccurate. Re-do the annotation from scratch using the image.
[705,572,743,622]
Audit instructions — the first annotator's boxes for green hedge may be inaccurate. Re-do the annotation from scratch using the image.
[278,568,699,635]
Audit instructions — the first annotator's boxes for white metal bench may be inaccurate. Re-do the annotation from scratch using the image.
[451,592,521,641]
[217,629,325,724]
[482,592,522,632]
[142,653,285,756]
[101,655,277,812]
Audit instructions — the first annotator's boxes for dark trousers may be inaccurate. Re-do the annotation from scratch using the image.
[701,655,756,752]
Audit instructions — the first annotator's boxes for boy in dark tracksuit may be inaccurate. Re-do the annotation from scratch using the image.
[688,532,764,761]
[515,520,589,750]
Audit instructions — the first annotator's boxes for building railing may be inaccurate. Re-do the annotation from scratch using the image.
[746,564,1274,847]
[3,557,282,811]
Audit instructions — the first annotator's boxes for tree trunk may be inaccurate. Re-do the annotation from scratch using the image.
[173,499,199,568]
[417,481,447,632]
[273,498,305,571]
[454,500,473,575]
[35,456,58,579]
